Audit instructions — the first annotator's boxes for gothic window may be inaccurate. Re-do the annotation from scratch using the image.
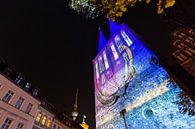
[98,56,105,74]
[110,44,119,60]
[115,35,124,53]
[15,97,24,109]
[95,62,99,79]
[103,51,109,70]
[2,90,14,103]
[121,31,133,47]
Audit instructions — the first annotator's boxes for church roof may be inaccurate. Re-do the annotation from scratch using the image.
[98,28,107,52]
[98,20,121,53]
[109,19,120,36]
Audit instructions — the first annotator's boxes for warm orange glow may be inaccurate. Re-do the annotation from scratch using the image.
[41,116,47,125]
[46,118,52,127]
[35,112,42,123]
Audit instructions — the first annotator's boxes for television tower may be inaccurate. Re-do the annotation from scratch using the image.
[71,88,79,121]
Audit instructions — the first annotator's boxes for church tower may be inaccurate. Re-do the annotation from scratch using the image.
[93,20,195,129]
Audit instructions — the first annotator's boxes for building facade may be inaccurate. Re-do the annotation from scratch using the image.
[0,59,83,129]
[0,60,40,129]
[171,28,195,78]
[93,20,195,129]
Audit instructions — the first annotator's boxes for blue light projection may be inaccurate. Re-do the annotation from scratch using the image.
[93,21,195,129]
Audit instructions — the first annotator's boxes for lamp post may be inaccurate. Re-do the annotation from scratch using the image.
[120,109,128,129]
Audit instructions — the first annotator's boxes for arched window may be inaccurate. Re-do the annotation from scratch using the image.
[115,35,124,53]
[95,62,99,79]
[121,31,133,46]
[98,56,105,73]
[103,51,109,70]
[110,44,119,60]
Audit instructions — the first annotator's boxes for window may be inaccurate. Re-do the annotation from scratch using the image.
[15,97,24,109]
[33,89,38,96]
[98,56,105,73]
[25,103,33,114]
[41,115,47,125]
[15,75,23,84]
[2,90,14,103]
[35,112,42,123]
[25,83,31,90]
[110,44,119,60]
[16,123,24,129]
[46,118,52,128]
[103,51,109,70]
[95,62,99,79]
[115,35,124,53]
[121,31,133,46]
[1,118,12,129]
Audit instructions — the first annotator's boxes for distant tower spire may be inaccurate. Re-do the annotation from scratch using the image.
[72,88,79,121]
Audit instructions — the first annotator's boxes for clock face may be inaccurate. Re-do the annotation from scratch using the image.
[95,46,135,106]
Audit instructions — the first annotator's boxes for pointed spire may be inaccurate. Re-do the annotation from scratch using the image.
[98,28,107,52]
[108,18,120,36]
[72,88,79,121]
[74,88,79,110]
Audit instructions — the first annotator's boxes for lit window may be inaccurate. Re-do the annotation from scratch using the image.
[41,115,47,125]
[16,122,24,129]
[25,83,31,90]
[35,112,42,123]
[115,35,124,53]
[1,118,12,129]
[25,103,33,114]
[103,51,109,70]
[2,90,14,103]
[46,118,52,128]
[98,56,105,73]
[15,97,24,109]
[121,31,133,46]
[15,75,23,84]
[110,44,119,60]
[95,62,99,79]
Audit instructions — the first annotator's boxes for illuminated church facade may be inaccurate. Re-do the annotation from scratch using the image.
[93,20,195,129]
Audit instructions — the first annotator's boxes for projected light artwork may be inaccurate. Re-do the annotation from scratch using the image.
[93,20,195,129]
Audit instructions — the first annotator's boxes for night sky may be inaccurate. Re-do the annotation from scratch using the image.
[0,0,194,128]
